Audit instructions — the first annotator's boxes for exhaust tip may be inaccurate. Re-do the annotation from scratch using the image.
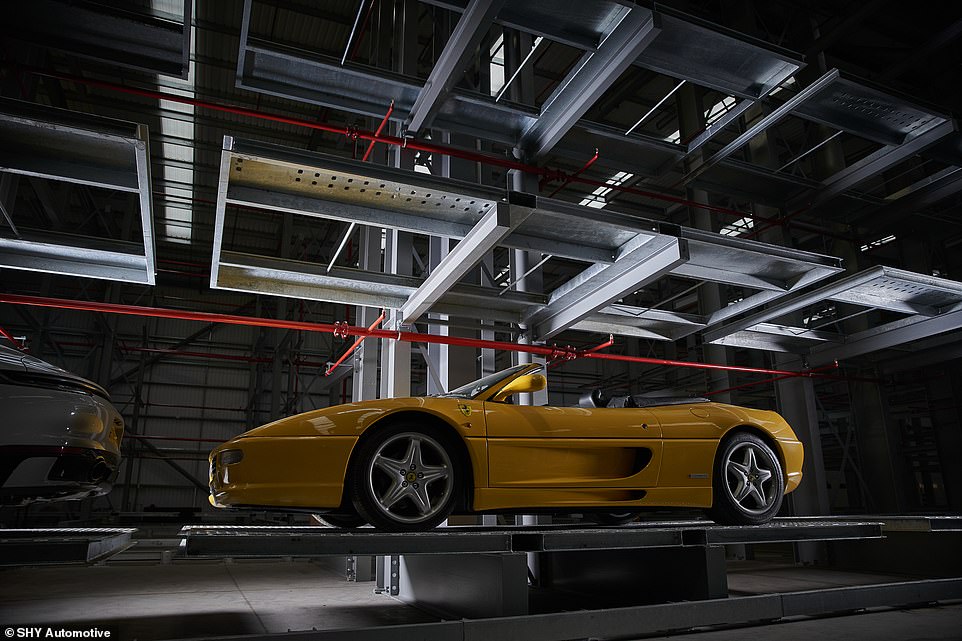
[88,460,111,483]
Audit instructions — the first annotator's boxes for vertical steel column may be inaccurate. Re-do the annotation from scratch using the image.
[270,214,293,419]
[676,83,732,403]
[736,81,831,561]
[379,101,416,398]
[352,225,382,401]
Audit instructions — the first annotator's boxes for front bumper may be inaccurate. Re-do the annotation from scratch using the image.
[209,435,357,510]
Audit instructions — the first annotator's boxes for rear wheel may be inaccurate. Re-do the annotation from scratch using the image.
[589,511,640,526]
[710,432,784,525]
[349,424,458,532]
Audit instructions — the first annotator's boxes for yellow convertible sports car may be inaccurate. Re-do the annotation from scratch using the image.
[209,363,803,531]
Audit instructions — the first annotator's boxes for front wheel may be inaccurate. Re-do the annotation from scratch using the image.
[349,425,459,532]
[710,432,785,525]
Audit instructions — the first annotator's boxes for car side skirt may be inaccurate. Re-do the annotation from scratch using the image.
[473,487,713,512]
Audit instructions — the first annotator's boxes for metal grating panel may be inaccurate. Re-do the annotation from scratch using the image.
[0,98,156,285]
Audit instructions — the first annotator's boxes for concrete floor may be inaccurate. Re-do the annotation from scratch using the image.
[0,558,958,640]
[0,558,435,639]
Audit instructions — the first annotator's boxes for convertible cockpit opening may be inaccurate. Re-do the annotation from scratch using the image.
[579,391,711,409]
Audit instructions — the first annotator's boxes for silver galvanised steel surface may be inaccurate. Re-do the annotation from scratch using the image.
[178,518,882,557]
[0,99,156,285]
[792,75,951,146]
[707,266,962,357]
[0,528,137,565]
[233,0,797,158]
[4,0,192,78]
[210,137,843,342]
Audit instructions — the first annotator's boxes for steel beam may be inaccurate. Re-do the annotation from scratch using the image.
[405,0,507,133]
[684,98,756,154]
[528,235,688,340]
[519,8,661,159]
[682,69,840,185]
[705,266,962,346]
[0,99,156,285]
[809,307,962,366]
[400,196,532,324]
[4,0,191,78]
[798,119,957,211]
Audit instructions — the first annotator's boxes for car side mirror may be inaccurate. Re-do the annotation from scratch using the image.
[491,374,547,402]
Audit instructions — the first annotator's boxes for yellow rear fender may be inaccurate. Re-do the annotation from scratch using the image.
[716,423,803,494]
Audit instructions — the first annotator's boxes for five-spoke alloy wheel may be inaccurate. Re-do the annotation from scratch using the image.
[710,432,784,525]
[349,424,458,531]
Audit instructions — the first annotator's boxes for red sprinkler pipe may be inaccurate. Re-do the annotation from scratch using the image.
[548,334,613,369]
[325,310,385,376]
[581,334,615,356]
[0,294,838,378]
[18,67,768,222]
[361,100,394,162]
[704,362,841,396]
[0,325,22,349]
[581,351,838,378]
[546,148,599,198]
[20,68,535,175]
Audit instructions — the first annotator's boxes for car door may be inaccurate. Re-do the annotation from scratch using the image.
[483,402,663,488]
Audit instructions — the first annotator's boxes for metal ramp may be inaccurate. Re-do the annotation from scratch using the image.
[0,528,136,566]
[179,519,881,557]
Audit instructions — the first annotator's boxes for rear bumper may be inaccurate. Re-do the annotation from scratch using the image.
[0,445,120,504]
[779,439,804,493]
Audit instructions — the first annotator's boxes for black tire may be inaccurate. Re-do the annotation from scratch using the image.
[709,432,784,525]
[588,511,640,526]
[313,512,367,528]
[348,423,459,532]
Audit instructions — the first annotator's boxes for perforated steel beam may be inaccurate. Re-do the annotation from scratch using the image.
[519,7,661,159]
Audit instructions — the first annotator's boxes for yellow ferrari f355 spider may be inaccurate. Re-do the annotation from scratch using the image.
[209,363,803,531]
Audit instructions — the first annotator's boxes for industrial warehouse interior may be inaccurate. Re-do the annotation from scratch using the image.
[1,0,961,640]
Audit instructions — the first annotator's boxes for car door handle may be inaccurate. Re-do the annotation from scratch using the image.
[642,423,648,430]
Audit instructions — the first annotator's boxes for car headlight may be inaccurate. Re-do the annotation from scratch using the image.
[219,449,244,466]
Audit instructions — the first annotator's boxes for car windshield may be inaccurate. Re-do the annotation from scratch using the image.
[435,364,537,400]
